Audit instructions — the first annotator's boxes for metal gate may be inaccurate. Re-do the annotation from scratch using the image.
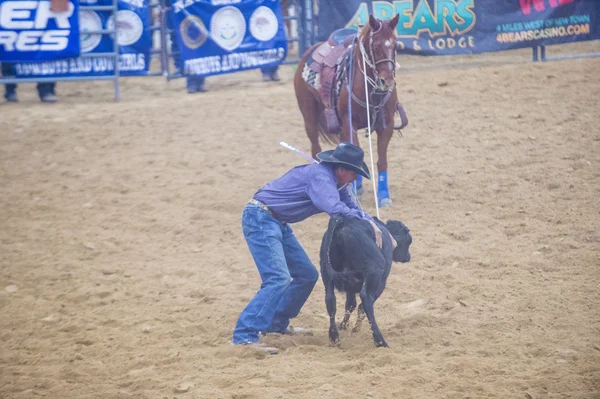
[0,0,121,100]
[160,0,316,80]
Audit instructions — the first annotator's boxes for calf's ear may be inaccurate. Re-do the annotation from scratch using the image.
[385,220,402,236]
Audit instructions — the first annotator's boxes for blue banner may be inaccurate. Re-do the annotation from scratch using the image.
[0,0,80,62]
[317,0,600,55]
[13,0,151,77]
[170,0,287,77]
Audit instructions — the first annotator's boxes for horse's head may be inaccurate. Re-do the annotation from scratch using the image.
[359,14,400,92]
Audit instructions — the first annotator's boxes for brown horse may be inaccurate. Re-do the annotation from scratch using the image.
[294,14,407,207]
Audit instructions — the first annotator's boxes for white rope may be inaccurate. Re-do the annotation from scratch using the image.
[362,50,380,220]
[279,141,318,164]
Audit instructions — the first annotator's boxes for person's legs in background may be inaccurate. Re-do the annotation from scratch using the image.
[261,65,280,82]
[2,63,18,102]
[38,82,57,103]
[167,7,206,94]
[186,75,206,93]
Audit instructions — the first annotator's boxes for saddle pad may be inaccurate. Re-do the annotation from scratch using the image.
[302,45,322,90]
[302,63,321,90]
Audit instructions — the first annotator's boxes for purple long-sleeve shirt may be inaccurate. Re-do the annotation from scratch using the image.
[253,163,373,224]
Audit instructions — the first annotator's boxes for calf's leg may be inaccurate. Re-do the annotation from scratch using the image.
[352,303,366,333]
[324,282,340,345]
[353,282,386,333]
[339,293,357,331]
[360,275,388,348]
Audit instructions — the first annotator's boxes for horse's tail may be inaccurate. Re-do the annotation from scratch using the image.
[318,118,339,146]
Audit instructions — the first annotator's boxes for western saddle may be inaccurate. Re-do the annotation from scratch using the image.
[306,29,356,133]
[305,28,409,134]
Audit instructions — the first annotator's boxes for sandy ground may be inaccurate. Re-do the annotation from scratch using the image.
[1,42,600,398]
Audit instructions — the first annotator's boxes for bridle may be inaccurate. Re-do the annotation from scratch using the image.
[357,23,396,93]
[348,22,397,128]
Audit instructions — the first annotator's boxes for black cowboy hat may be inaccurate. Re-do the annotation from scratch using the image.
[317,142,371,179]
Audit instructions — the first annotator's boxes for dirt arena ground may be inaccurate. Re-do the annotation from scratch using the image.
[1,42,599,398]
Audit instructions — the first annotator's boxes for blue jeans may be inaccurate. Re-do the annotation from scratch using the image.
[2,63,55,98]
[233,204,319,344]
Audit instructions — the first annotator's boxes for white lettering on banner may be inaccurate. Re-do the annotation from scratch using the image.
[184,55,222,74]
[16,30,43,50]
[172,0,189,14]
[185,48,285,75]
[211,0,241,5]
[69,58,93,73]
[120,53,146,70]
[93,57,111,72]
[0,31,18,50]
[12,30,69,51]
[0,1,73,29]
[14,54,147,76]
[0,1,75,52]
[173,0,240,13]
[41,30,69,50]
[120,0,144,9]
[0,1,37,29]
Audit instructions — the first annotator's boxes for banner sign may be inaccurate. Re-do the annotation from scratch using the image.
[0,0,80,62]
[12,0,151,77]
[317,0,600,55]
[170,0,287,77]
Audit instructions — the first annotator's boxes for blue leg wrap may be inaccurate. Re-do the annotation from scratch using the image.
[354,174,364,196]
[378,172,392,207]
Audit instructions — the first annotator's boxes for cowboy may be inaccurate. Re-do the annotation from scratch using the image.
[232,142,395,354]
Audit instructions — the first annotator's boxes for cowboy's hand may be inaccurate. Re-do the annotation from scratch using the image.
[369,221,383,249]
[390,233,397,249]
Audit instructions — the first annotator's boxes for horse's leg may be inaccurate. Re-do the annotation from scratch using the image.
[376,124,394,208]
[303,100,322,159]
[294,76,322,158]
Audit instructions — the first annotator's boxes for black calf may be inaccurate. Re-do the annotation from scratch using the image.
[319,216,412,347]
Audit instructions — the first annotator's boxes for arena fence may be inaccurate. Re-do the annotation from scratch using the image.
[161,0,313,81]
[0,0,121,100]
[534,45,600,62]
[1,0,598,100]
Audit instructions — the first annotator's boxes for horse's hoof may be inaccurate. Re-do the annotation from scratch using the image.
[379,197,392,208]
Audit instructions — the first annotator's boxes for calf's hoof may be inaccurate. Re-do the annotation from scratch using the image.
[329,328,340,345]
